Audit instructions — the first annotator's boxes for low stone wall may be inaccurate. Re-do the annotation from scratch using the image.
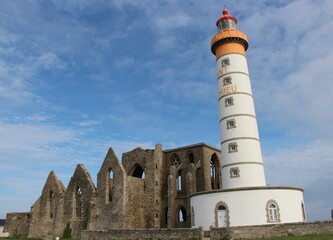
[4,212,31,238]
[82,227,203,240]
[210,221,333,239]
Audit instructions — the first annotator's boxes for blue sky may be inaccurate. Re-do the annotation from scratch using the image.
[0,0,332,222]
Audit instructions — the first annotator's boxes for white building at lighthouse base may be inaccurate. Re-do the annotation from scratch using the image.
[191,186,305,230]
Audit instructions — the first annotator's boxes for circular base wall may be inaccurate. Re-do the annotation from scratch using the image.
[190,186,305,230]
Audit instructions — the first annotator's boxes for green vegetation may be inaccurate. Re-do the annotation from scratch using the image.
[0,237,72,240]
[62,222,72,239]
[255,235,333,240]
[0,238,42,240]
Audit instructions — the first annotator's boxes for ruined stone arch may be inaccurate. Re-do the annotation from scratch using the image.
[210,153,221,190]
[187,151,195,164]
[164,207,168,226]
[107,167,114,203]
[176,169,183,191]
[177,206,187,222]
[130,163,145,179]
[75,186,83,218]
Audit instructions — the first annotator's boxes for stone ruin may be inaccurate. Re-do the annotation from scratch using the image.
[4,143,221,239]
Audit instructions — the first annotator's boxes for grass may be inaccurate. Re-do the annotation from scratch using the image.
[0,238,71,240]
[253,235,333,240]
[1,235,333,239]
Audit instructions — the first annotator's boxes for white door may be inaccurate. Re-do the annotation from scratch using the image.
[218,209,227,227]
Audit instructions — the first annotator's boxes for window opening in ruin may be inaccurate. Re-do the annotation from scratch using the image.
[76,186,82,218]
[210,160,216,189]
[109,168,114,178]
[211,154,221,189]
[172,155,181,168]
[49,189,54,218]
[132,164,145,179]
[76,186,82,196]
[49,189,54,199]
[177,170,182,191]
[178,207,187,222]
[188,152,195,164]
[108,168,114,203]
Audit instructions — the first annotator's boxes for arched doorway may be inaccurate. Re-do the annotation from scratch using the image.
[217,205,227,227]
[215,201,229,227]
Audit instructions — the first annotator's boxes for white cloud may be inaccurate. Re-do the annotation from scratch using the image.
[35,52,67,70]
[77,120,100,127]
[264,140,333,220]
[25,113,52,123]
[154,13,191,30]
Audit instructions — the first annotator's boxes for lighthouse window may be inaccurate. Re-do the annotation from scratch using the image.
[228,142,238,153]
[225,97,234,107]
[221,58,230,67]
[226,119,236,129]
[266,200,281,223]
[230,167,240,178]
[223,77,232,86]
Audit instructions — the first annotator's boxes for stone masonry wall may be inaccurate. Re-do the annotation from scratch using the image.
[63,164,96,239]
[122,145,163,228]
[93,148,127,230]
[5,143,221,239]
[28,171,65,239]
[81,227,203,240]
[210,221,333,239]
[125,177,145,228]
[4,212,31,238]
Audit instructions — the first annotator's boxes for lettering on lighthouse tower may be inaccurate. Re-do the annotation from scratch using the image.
[218,85,237,99]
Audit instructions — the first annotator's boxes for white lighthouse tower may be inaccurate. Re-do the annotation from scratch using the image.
[212,9,266,189]
[191,7,306,229]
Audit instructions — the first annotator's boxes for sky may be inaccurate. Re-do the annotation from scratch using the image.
[0,0,332,222]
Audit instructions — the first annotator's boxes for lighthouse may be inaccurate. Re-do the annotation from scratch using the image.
[190,7,306,229]
[211,9,266,189]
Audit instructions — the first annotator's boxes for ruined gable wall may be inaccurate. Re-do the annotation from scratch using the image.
[28,171,65,239]
[93,148,127,230]
[63,164,96,239]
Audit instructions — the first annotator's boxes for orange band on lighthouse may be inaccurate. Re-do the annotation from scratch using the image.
[215,42,246,59]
